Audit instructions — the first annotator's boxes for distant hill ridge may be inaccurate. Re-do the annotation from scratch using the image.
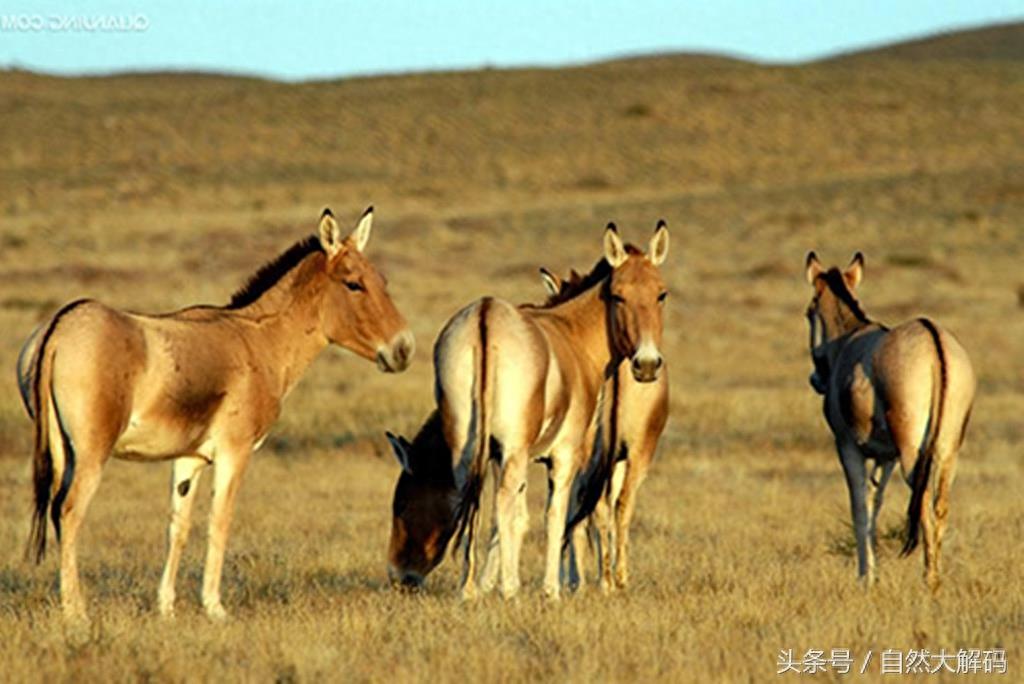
[822,20,1024,63]
[1,20,1022,84]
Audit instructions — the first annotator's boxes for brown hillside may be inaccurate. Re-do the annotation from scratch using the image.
[826,20,1024,62]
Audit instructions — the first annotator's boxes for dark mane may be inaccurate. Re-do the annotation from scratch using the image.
[820,268,870,323]
[227,235,324,309]
[526,244,642,309]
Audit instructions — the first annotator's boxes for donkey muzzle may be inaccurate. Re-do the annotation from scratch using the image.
[376,330,415,373]
[387,564,424,591]
[630,352,663,383]
[809,371,827,395]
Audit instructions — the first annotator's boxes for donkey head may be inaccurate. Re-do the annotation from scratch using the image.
[385,414,457,590]
[602,221,670,383]
[317,208,414,373]
[804,251,867,394]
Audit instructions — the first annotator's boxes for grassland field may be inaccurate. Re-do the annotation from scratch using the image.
[0,25,1022,682]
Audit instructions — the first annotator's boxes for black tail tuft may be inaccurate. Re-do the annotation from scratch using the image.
[28,442,53,563]
[450,460,485,557]
[563,369,622,547]
[563,441,623,549]
[901,453,933,557]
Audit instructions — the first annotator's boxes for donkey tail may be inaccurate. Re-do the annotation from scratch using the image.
[450,297,495,554]
[563,364,621,543]
[25,300,87,563]
[15,324,44,419]
[901,318,947,557]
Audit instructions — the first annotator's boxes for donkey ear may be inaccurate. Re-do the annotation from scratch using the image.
[603,222,628,268]
[649,220,669,266]
[539,267,561,296]
[805,251,824,285]
[319,208,343,257]
[385,431,413,475]
[350,206,373,253]
[844,252,864,289]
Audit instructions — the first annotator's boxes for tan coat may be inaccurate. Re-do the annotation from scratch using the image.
[17,208,413,621]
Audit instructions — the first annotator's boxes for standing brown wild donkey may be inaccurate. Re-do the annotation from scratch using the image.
[16,207,414,621]
[385,222,669,600]
[804,252,975,593]
[537,267,669,594]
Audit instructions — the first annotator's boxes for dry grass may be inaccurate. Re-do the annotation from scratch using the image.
[1,30,1023,682]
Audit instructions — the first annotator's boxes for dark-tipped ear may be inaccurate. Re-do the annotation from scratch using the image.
[386,431,413,475]
[319,208,343,257]
[844,251,864,289]
[649,220,669,266]
[805,251,824,285]
[539,267,561,296]
[350,205,373,253]
[603,222,628,268]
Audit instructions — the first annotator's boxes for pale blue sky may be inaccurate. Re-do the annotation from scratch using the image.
[0,1,1020,81]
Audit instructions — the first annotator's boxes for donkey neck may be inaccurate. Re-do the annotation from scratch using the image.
[230,256,330,397]
[533,279,618,381]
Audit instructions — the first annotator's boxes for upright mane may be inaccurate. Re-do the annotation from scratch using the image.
[524,244,642,309]
[819,267,870,324]
[227,235,324,309]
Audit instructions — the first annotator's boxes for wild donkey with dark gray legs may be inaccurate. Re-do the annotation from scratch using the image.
[16,207,413,622]
[537,267,669,594]
[804,252,975,593]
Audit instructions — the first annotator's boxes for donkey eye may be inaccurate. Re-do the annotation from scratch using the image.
[344,280,365,292]
[657,291,668,303]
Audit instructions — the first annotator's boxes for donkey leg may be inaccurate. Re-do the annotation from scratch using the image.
[592,493,614,594]
[201,449,250,619]
[496,451,528,600]
[57,456,105,622]
[931,452,958,592]
[920,463,945,595]
[459,523,480,601]
[614,459,650,590]
[866,459,895,578]
[542,453,574,600]
[568,522,589,592]
[157,456,206,616]
[478,461,502,595]
[838,442,872,583]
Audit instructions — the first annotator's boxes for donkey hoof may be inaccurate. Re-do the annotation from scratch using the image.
[204,603,228,621]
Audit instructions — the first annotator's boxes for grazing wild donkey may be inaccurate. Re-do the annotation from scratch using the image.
[804,252,975,592]
[538,267,669,594]
[386,222,669,600]
[16,207,414,621]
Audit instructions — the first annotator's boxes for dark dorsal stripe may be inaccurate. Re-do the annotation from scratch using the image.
[819,268,869,323]
[227,235,324,309]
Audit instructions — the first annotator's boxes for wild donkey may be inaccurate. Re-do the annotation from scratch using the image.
[386,222,669,600]
[538,267,669,593]
[804,252,975,592]
[16,208,413,621]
